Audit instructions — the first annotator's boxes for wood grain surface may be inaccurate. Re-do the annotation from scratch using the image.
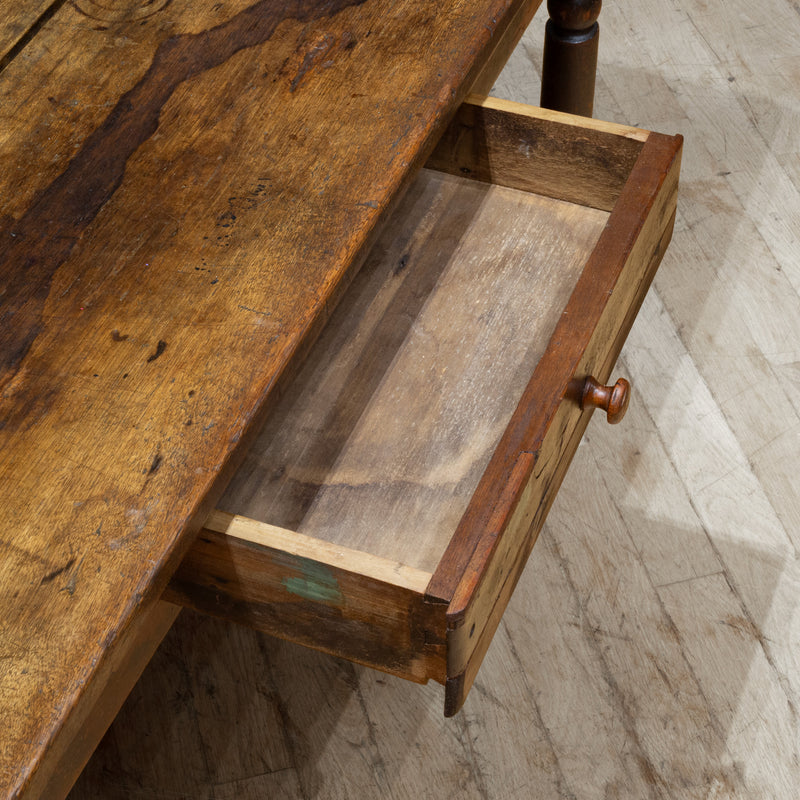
[166,97,677,715]
[0,0,543,796]
[69,0,800,796]
[0,0,60,64]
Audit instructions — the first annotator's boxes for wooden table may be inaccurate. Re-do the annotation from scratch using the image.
[0,1,561,796]
[0,2,683,797]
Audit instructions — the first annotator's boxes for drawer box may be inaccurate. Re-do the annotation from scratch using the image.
[164,96,682,716]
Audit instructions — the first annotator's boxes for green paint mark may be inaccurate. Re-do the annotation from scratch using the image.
[283,559,342,605]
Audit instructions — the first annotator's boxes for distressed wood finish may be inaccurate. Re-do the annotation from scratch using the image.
[22,602,180,800]
[427,94,646,211]
[0,1,545,796]
[468,0,541,96]
[0,0,60,64]
[168,99,681,716]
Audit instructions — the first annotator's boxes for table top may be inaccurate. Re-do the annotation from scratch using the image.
[0,0,540,795]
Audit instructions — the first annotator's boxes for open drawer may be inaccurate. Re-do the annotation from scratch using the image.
[164,96,682,716]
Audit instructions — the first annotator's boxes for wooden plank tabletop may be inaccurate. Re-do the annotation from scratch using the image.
[0,0,541,795]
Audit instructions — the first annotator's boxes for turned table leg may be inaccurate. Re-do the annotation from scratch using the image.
[540,0,601,117]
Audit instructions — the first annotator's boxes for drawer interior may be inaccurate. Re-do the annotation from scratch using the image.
[217,169,609,573]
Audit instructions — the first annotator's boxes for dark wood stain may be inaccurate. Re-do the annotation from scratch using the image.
[0,0,367,393]
[146,452,163,476]
[146,340,167,363]
[39,556,76,585]
[290,32,337,92]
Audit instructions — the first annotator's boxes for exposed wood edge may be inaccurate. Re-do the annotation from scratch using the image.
[204,510,432,595]
[18,601,180,800]
[441,432,570,716]
[442,401,594,715]
[426,129,683,608]
[465,94,651,142]
[468,0,544,96]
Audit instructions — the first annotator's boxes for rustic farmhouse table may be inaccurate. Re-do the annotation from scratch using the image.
[0,1,681,797]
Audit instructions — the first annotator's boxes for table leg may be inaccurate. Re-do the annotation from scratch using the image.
[540,0,601,117]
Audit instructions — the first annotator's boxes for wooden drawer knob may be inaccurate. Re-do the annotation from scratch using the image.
[581,376,630,424]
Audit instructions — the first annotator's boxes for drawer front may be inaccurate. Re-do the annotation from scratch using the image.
[431,120,682,714]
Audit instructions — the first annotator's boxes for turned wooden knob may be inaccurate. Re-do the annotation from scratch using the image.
[581,376,630,424]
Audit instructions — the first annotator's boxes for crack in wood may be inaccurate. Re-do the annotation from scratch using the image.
[0,0,367,393]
